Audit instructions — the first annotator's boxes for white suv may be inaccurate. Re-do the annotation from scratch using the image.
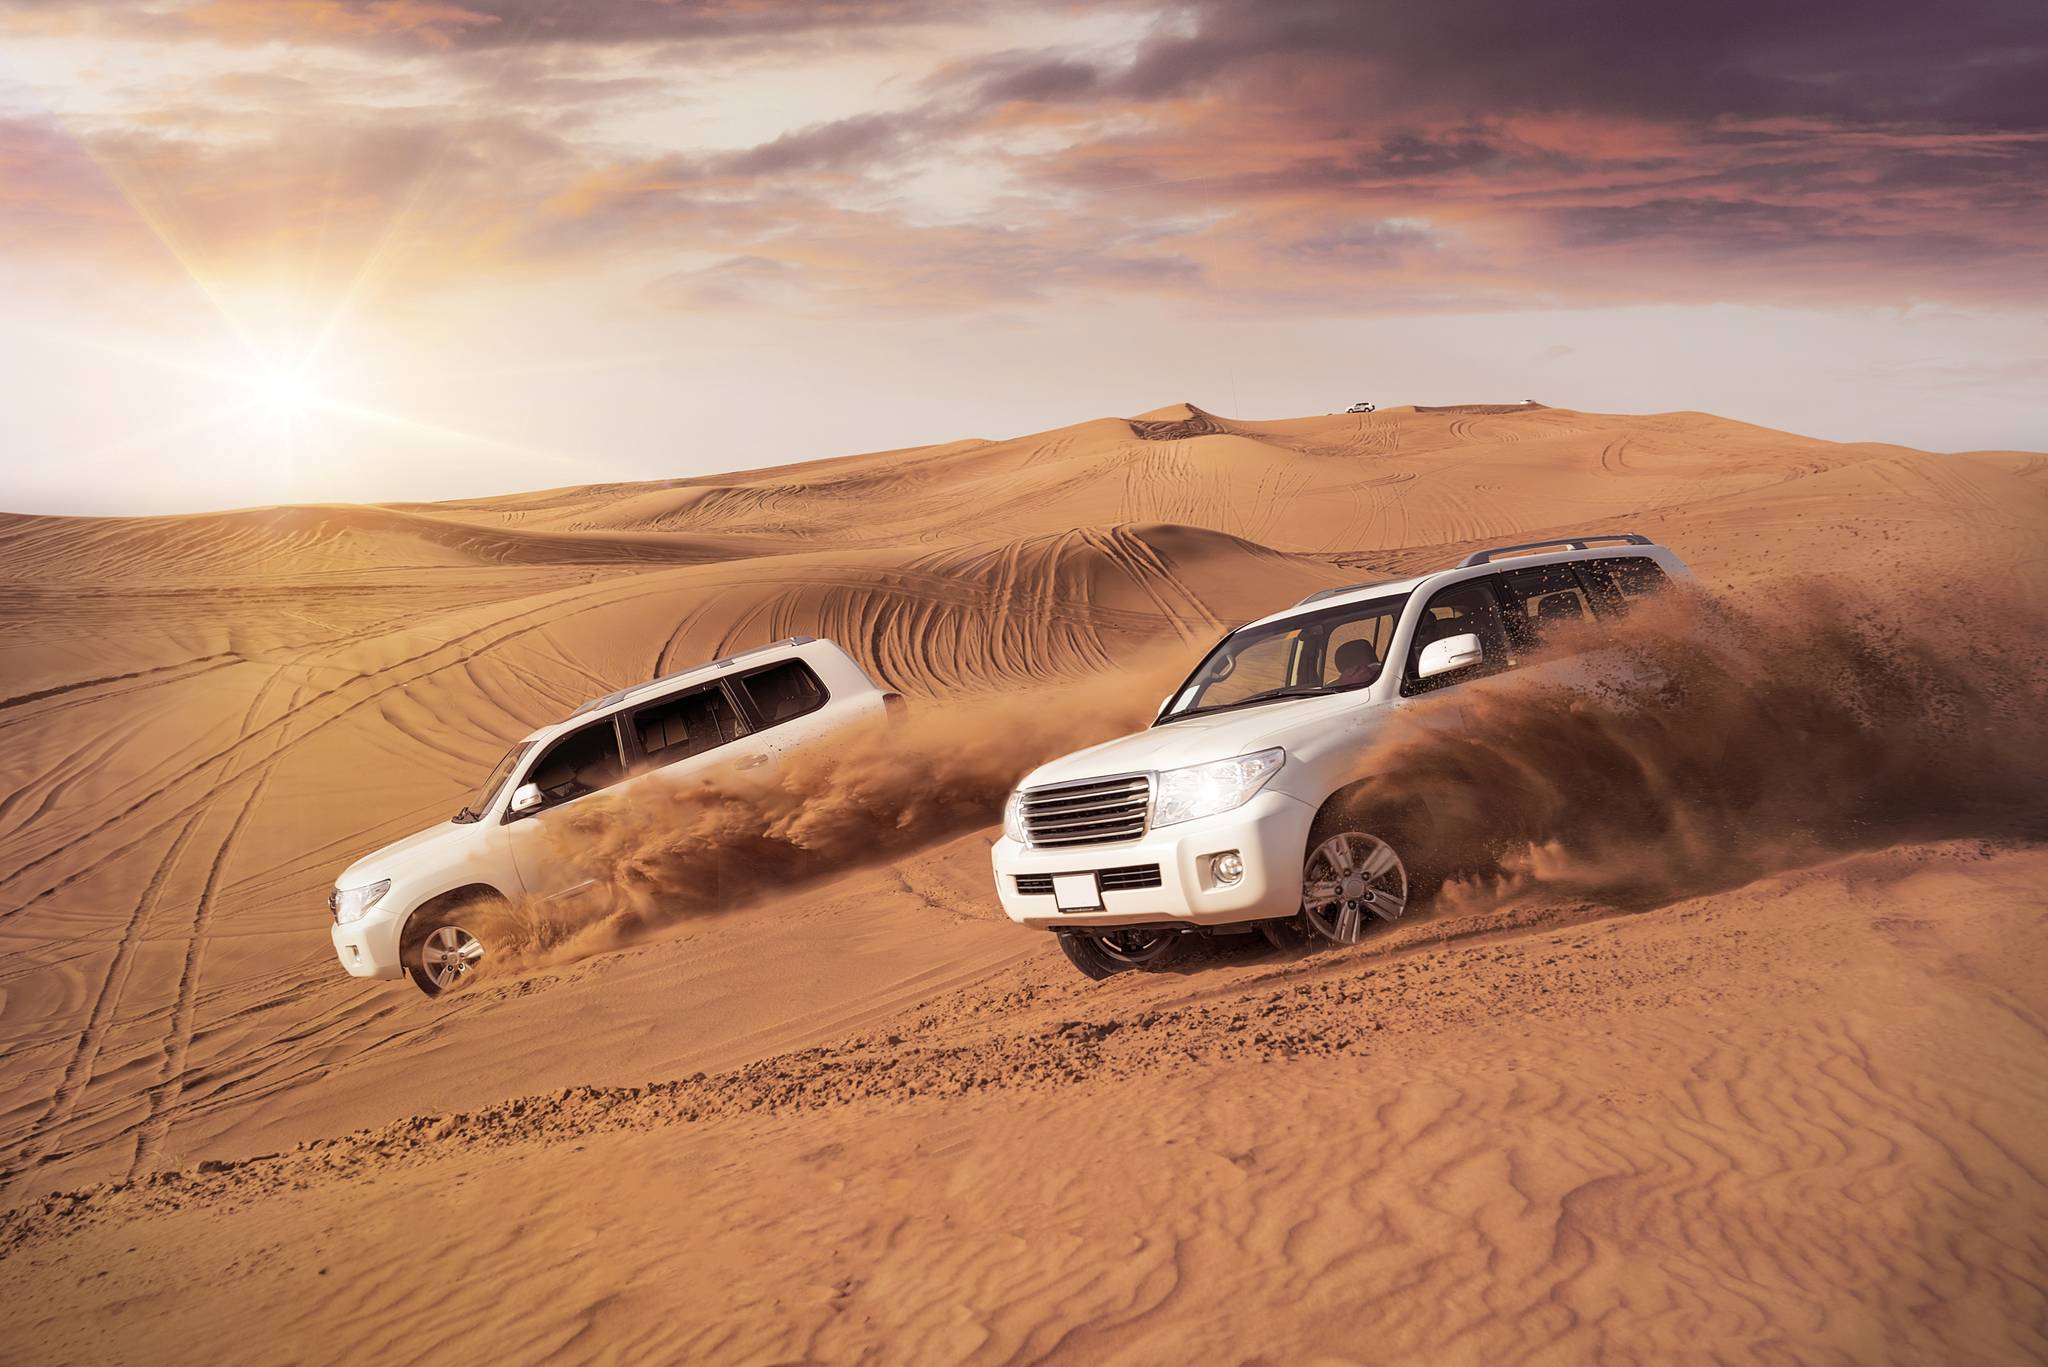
[329,637,901,995]
[992,534,1691,978]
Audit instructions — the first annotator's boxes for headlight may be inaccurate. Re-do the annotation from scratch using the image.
[333,878,391,925]
[1002,789,1027,844]
[1152,748,1285,828]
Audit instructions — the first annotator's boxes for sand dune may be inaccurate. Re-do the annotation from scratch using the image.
[1,404,2044,1363]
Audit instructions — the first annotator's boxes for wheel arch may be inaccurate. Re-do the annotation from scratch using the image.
[1309,779,1438,844]
[1307,780,1445,901]
[399,881,509,950]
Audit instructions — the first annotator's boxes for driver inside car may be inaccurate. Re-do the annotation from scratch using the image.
[1330,638,1382,687]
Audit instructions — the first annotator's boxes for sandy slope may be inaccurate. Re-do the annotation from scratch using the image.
[1,404,2044,1363]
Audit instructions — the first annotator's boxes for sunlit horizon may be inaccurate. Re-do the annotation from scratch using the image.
[3,0,2043,516]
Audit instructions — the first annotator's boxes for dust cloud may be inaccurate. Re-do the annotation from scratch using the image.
[486,578,2047,973]
[1339,578,2048,911]
[481,649,1191,969]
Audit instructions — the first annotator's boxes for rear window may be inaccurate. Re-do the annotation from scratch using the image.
[738,660,828,727]
[1495,563,1596,648]
[1581,556,1670,607]
[634,685,748,763]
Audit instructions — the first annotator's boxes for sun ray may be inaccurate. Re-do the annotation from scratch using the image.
[306,395,599,474]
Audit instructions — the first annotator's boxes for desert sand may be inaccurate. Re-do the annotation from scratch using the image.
[1,403,2045,1363]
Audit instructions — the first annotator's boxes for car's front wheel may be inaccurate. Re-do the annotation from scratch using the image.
[403,912,487,997]
[1055,926,1180,980]
[1299,829,1409,943]
[1261,821,1413,952]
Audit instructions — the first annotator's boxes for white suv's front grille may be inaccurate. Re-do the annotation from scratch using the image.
[1020,773,1150,847]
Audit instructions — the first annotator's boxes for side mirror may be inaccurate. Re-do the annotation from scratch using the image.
[507,782,543,816]
[1416,632,1483,680]
[1155,693,1176,723]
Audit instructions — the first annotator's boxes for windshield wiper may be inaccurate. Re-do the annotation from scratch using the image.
[1231,685,1329,706]
[1161,684,1331,723]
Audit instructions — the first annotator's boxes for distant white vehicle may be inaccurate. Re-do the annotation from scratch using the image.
[329,638,901,996]
[992,535,1691,978]
[1346,402,1377,414]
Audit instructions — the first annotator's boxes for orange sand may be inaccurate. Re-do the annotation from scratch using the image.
[2,403,2044,1362]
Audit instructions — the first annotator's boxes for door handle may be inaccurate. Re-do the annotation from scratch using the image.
[735,751,770,770]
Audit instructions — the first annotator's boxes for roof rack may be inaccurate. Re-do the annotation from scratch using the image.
[567,636,818,717]
[1458,533,1653,568]
[1294,579,1393,607]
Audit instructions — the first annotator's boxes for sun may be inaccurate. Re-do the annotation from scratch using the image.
[244,357,322,423]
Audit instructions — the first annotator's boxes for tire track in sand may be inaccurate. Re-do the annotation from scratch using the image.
[124,677,299,1181]
[0,812,206,1197]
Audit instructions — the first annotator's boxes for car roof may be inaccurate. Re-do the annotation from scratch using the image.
[1234,534,1675,633]
[518,636,821,743]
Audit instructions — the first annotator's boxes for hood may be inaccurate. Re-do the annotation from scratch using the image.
[335,819,471,888]
[1020,690,1385,788]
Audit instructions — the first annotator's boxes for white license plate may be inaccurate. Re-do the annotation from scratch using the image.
[1052,873,1103,910]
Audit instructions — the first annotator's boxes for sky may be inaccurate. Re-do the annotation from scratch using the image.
[2,0,2044,514]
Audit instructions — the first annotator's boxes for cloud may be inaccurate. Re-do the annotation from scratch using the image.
[718,110,935,178]
[0,0,2043,315]
[1,0,1004,51]
[1019,0,2048,131]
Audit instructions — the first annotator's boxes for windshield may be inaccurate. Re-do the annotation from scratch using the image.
[1159,593,1408,722]
[454,742,531,822]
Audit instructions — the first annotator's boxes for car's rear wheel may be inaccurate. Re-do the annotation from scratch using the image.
[1055,926,1180,980]
[404,916,486,997]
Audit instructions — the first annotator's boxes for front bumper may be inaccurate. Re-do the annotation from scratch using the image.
[991,788,1316,930]
[330,902,405,980]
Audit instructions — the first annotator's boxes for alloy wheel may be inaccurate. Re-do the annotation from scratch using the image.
[1301,832,1407,943]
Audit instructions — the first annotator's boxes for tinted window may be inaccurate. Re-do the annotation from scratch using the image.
[634,684,748,766]
[524,721,625,809]
[738,660,828,727]
[1495,564,1598,653]
[1402,581,1512,694]
[1580,555,1669,608]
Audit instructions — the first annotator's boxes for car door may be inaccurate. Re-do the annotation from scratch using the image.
[503,717,629,901]
[1398,579,1515,704]
[1562,554,1677,698]
[1488,562,1608,693]
[617,678,757,791]
[1387,578,1519,743]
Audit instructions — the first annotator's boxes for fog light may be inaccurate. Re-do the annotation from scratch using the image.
[1211,851,1245,885]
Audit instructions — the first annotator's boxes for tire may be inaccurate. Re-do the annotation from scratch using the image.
[1257,915,1318,954]
[1296,805,1425,946]
[402,899,494,997]
[1054,927,1180,980]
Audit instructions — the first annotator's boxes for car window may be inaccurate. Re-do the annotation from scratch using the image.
[1161,594,1407,720]
[457,741,530,822]
[522,720,625,810]
[1578,555,1670,610]
[737,660,829,728]
[1402,581,1512,694]
[633,684,749,767]
[1196,631,1305,708]
[1324,612,1395,688]
[1494,564,1599,654]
